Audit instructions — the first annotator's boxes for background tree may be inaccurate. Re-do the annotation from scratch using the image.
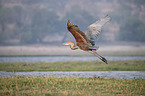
[118,16,145,42]
[0,0,145,45]
[21,8,63,44]
[65,5,95,31]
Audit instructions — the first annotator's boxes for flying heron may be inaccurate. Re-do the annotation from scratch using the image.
[62,15,111,64]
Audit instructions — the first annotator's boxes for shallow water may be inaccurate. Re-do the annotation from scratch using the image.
[0,56,145,79]
[0,71,145,79]
[0,56,145,63]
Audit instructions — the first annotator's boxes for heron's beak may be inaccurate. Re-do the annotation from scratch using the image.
[61,43,69,45]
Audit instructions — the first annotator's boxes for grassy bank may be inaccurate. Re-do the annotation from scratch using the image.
[0,60,145,72]
[0,76,145,96]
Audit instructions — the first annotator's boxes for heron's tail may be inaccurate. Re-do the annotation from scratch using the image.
[89,50,108,64]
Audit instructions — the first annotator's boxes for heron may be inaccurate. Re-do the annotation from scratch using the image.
[62,15,111,64]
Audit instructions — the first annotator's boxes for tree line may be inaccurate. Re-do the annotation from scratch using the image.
[0,0,145,45]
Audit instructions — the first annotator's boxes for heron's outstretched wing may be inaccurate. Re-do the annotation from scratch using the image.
[86,15,111,46]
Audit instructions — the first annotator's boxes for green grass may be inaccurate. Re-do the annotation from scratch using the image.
[0,60,145,96]
[0,76,145,96]
[0,60,145,71]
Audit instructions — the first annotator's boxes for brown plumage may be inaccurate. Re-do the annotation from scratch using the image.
[67,20,93,51]
[62,15,111,64]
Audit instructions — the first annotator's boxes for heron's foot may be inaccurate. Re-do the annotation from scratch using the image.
[95,46,99,51]
[100,56,108,64]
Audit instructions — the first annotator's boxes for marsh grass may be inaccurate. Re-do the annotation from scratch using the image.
[0,60,145,71]
[0,76,145,96]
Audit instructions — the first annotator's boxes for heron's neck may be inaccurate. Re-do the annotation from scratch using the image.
[70,42,78,50]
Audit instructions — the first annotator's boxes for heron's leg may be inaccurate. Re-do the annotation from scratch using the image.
[93,51,108,64]
[88,51,102,60]
[89,51,108,64]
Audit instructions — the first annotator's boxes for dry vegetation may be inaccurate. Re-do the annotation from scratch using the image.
[0,76,145,96]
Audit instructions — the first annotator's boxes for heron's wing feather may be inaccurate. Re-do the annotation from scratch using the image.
[86,15,111,45]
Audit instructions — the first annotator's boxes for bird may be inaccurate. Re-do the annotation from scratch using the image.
[62,15,111,64]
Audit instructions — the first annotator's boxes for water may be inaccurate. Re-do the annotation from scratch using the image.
[0,71,145,79]
[0,56,145,79]
[0,56,145,63]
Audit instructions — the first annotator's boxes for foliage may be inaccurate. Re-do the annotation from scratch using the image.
[65,5,95,31]
[0,76,145,96]
[0,6,24,44]
[0,0,145,45]
[0,60,145,72]
[118,17,145,42]
[110,2,145,42]
[0,5,64,44]
[21,9,63,44]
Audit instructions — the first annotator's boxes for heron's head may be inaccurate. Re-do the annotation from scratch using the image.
[67,20,78,29]
[67,20,73,27]
[62,41,74,46]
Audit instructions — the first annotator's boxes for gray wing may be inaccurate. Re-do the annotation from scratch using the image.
[86,15,111,46]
